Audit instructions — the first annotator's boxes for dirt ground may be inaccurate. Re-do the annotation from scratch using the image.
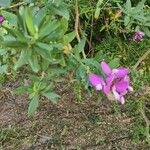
[0,79,150,150]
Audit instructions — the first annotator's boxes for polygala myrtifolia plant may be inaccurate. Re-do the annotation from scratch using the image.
[0,2,134,116]
[118,0,150,37]
[0,4,101,115]
[0,5,77,115]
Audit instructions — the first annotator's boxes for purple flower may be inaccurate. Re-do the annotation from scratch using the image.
[0,15,4,24]
[133,31,144,41]
[101,61,129,93]
[89,74,105,90]
[89,61,133,104]
[111,76,133,104]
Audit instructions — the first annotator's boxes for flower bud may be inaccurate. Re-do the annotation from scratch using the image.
[0,15,4,24]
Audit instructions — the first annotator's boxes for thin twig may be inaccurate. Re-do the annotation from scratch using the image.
[78,25,93,56]
[75,0,86,59]
[0,2,26,10]
[140,106,150,143]
[132,49,150,71]
[75,0,80,42]
[89,13,94,57]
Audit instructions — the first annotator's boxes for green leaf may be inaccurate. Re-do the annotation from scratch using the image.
[59,18,68,35]
[81,58,100,71]
[134,0,145,13]
[28,94,39,116]
[0,65,8,74]
[14,49,31,70]
[36,42,54,52]
[60,55,66,67]
[17,6,28,35]
[42,92,60,104]
[47,1,69,20]
[126,0,131,15]
[25,7,35,36]
[41,59,50,71]
[35,7,47,27]
[81,58,105,78]
[94,0,103,19]
[24,0,34,3]
[108,58,120,69]
[74,38,86,57]
[47,68,66,79]
[0,48,7,55]
[117,3,126,14]
[34,46,51,61]
[2,26,27,42]
[0,0,12,7]
[76,65,86,80]
[51,6,69,20]
[124,16,130,26]
[1,10,17,26]
[28,54,40,73]
[41,85,52,93]
[63,31,76,44]
[14,86,29,94]
[144,23,150,27]
[142,27,150,37]
[0,40,27,49]
[133,15,145,22]
[94,8,101,19]
[39,20,59,39]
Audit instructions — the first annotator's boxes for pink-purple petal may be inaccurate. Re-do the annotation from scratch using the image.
[119,96,125,104]
[103,75,114,94]
[114,68,129,78]
[134,31,144,41]
[89,73,104,87]
[103,85,111,94]
[101,61,112,76]
[96,84,103,90]
[121,90,128,96]
[115,80,129,93]
[112,87,121,100]
[128,86,133,92]
[106,74,114,84]
[0,16,4,24]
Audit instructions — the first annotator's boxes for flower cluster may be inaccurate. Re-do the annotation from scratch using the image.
[89,61,133,104]
[133,31,144,41]
[0,15,4,24]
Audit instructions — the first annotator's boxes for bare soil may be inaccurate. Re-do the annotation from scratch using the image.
[0,79,150,150]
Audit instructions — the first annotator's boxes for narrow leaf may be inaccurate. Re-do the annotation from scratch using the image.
[42,92,60,104]
[94,0,103,19]
[14,49,31,70]
[74,38,86,57]
[28,54,40,73]
[39,20,59,39]
[2,26,27,42]
[25,7,35,36]
[28,94,39,116]
[0,65,8,74]
[34,46,51,61]
[14,86,29,94]
[0,0,12,7]
[126,0,131,15]
[63,31,76,44]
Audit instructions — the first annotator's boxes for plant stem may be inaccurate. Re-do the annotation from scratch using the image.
[140,105,150,143]
[132,49,150,70]
[75,0,86,59]
[0,2,26,10]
